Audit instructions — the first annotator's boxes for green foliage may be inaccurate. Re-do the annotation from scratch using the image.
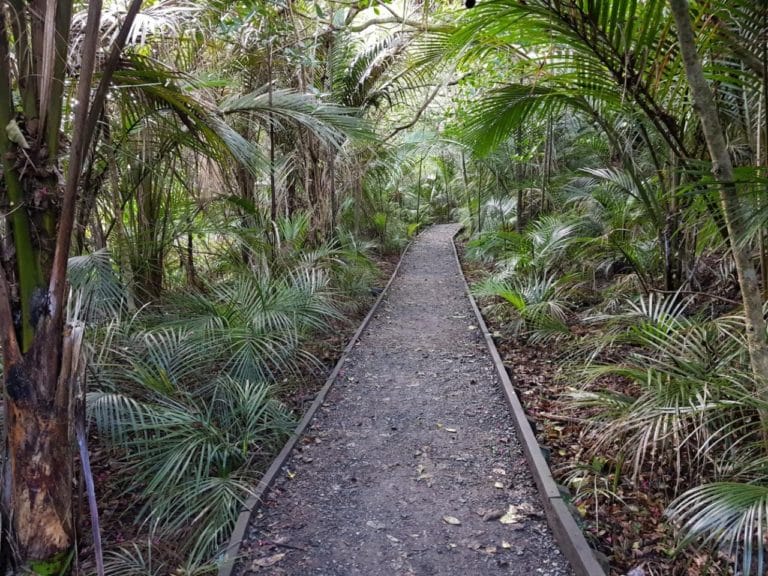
[87,272,330,565]
[572,294,764,482]
[91,376,293,565]
[68,250,128,323]
[22,0,768,573]
[473,271,571,342]
[668,482,768,576]
[424,0,768,571]
[85,214,358,568]
[220,88,372,145]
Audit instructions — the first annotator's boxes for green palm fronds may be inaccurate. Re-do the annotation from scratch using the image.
[68,250,128,322]
[473,271,571,341]
[90,374,294,565]
[220,88,372,144]
[668,482,768,576]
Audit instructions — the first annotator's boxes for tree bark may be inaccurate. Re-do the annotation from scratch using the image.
[669,0,768,400]
[4,327,75,569]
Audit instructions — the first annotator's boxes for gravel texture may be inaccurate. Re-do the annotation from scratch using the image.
[235,224,574,575]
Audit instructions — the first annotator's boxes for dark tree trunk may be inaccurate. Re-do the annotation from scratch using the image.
[4,326,74,567]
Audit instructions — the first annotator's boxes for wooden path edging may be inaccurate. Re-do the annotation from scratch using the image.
[451,234,608,576]
[217,241,412,576]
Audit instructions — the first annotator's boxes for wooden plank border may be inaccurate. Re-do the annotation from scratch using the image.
[451,233,608,576]
[217,241,412,576]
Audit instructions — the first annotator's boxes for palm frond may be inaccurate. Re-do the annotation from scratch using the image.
[68,249,127,322]
[668,482,768,575]
[220,89,372,146]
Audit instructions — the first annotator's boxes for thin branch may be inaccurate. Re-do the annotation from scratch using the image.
[82,0,144,155]
[385,64,458,141]
[347,17,440,33]
[49,0,104,322]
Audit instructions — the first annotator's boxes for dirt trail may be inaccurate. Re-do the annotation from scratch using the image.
[236,224,573,575]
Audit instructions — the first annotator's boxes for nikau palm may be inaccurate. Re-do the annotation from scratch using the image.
[443,0,768,571]
[0,2,142,573]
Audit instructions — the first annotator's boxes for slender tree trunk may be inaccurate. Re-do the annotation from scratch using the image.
[477,168,484,233]
[325,34,337,236]
[664,151,682,291]
[541,115,553,213]
[515,127,524,233]
[268,43,277,223]
[330,153,336,234]
[670,0,768,408]
[415,158,422,227]
[461,152,472,228]
[761,9,768,295]
[442,160,452,217]
[187,234,195,284]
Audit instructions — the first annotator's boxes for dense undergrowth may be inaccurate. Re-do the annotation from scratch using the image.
[63,215,391,573]
[461,247,746,576]
[454,128,768,574]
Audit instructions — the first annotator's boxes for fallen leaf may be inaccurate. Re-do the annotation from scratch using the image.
[443,515,462,525]
[286,470,295,479]
[499,505,524,524]
[415,464,432,483]
[251,553,285,568]
[517,502,539,516]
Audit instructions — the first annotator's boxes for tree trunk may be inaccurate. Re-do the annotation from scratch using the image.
[515,127,525,233]
[670,0,768,403]
[4,326,75,572]
[0,2,143,572]
[268,42,277,222]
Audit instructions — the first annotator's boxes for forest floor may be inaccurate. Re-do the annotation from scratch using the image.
[459,253,725,576]
[234,224,572,576]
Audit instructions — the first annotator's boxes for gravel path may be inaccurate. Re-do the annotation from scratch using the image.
[236,224,573,576]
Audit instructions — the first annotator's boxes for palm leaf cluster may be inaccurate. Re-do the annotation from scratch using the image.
[84,264,340,567]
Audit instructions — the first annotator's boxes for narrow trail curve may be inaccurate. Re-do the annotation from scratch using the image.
[236,225,573,576]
